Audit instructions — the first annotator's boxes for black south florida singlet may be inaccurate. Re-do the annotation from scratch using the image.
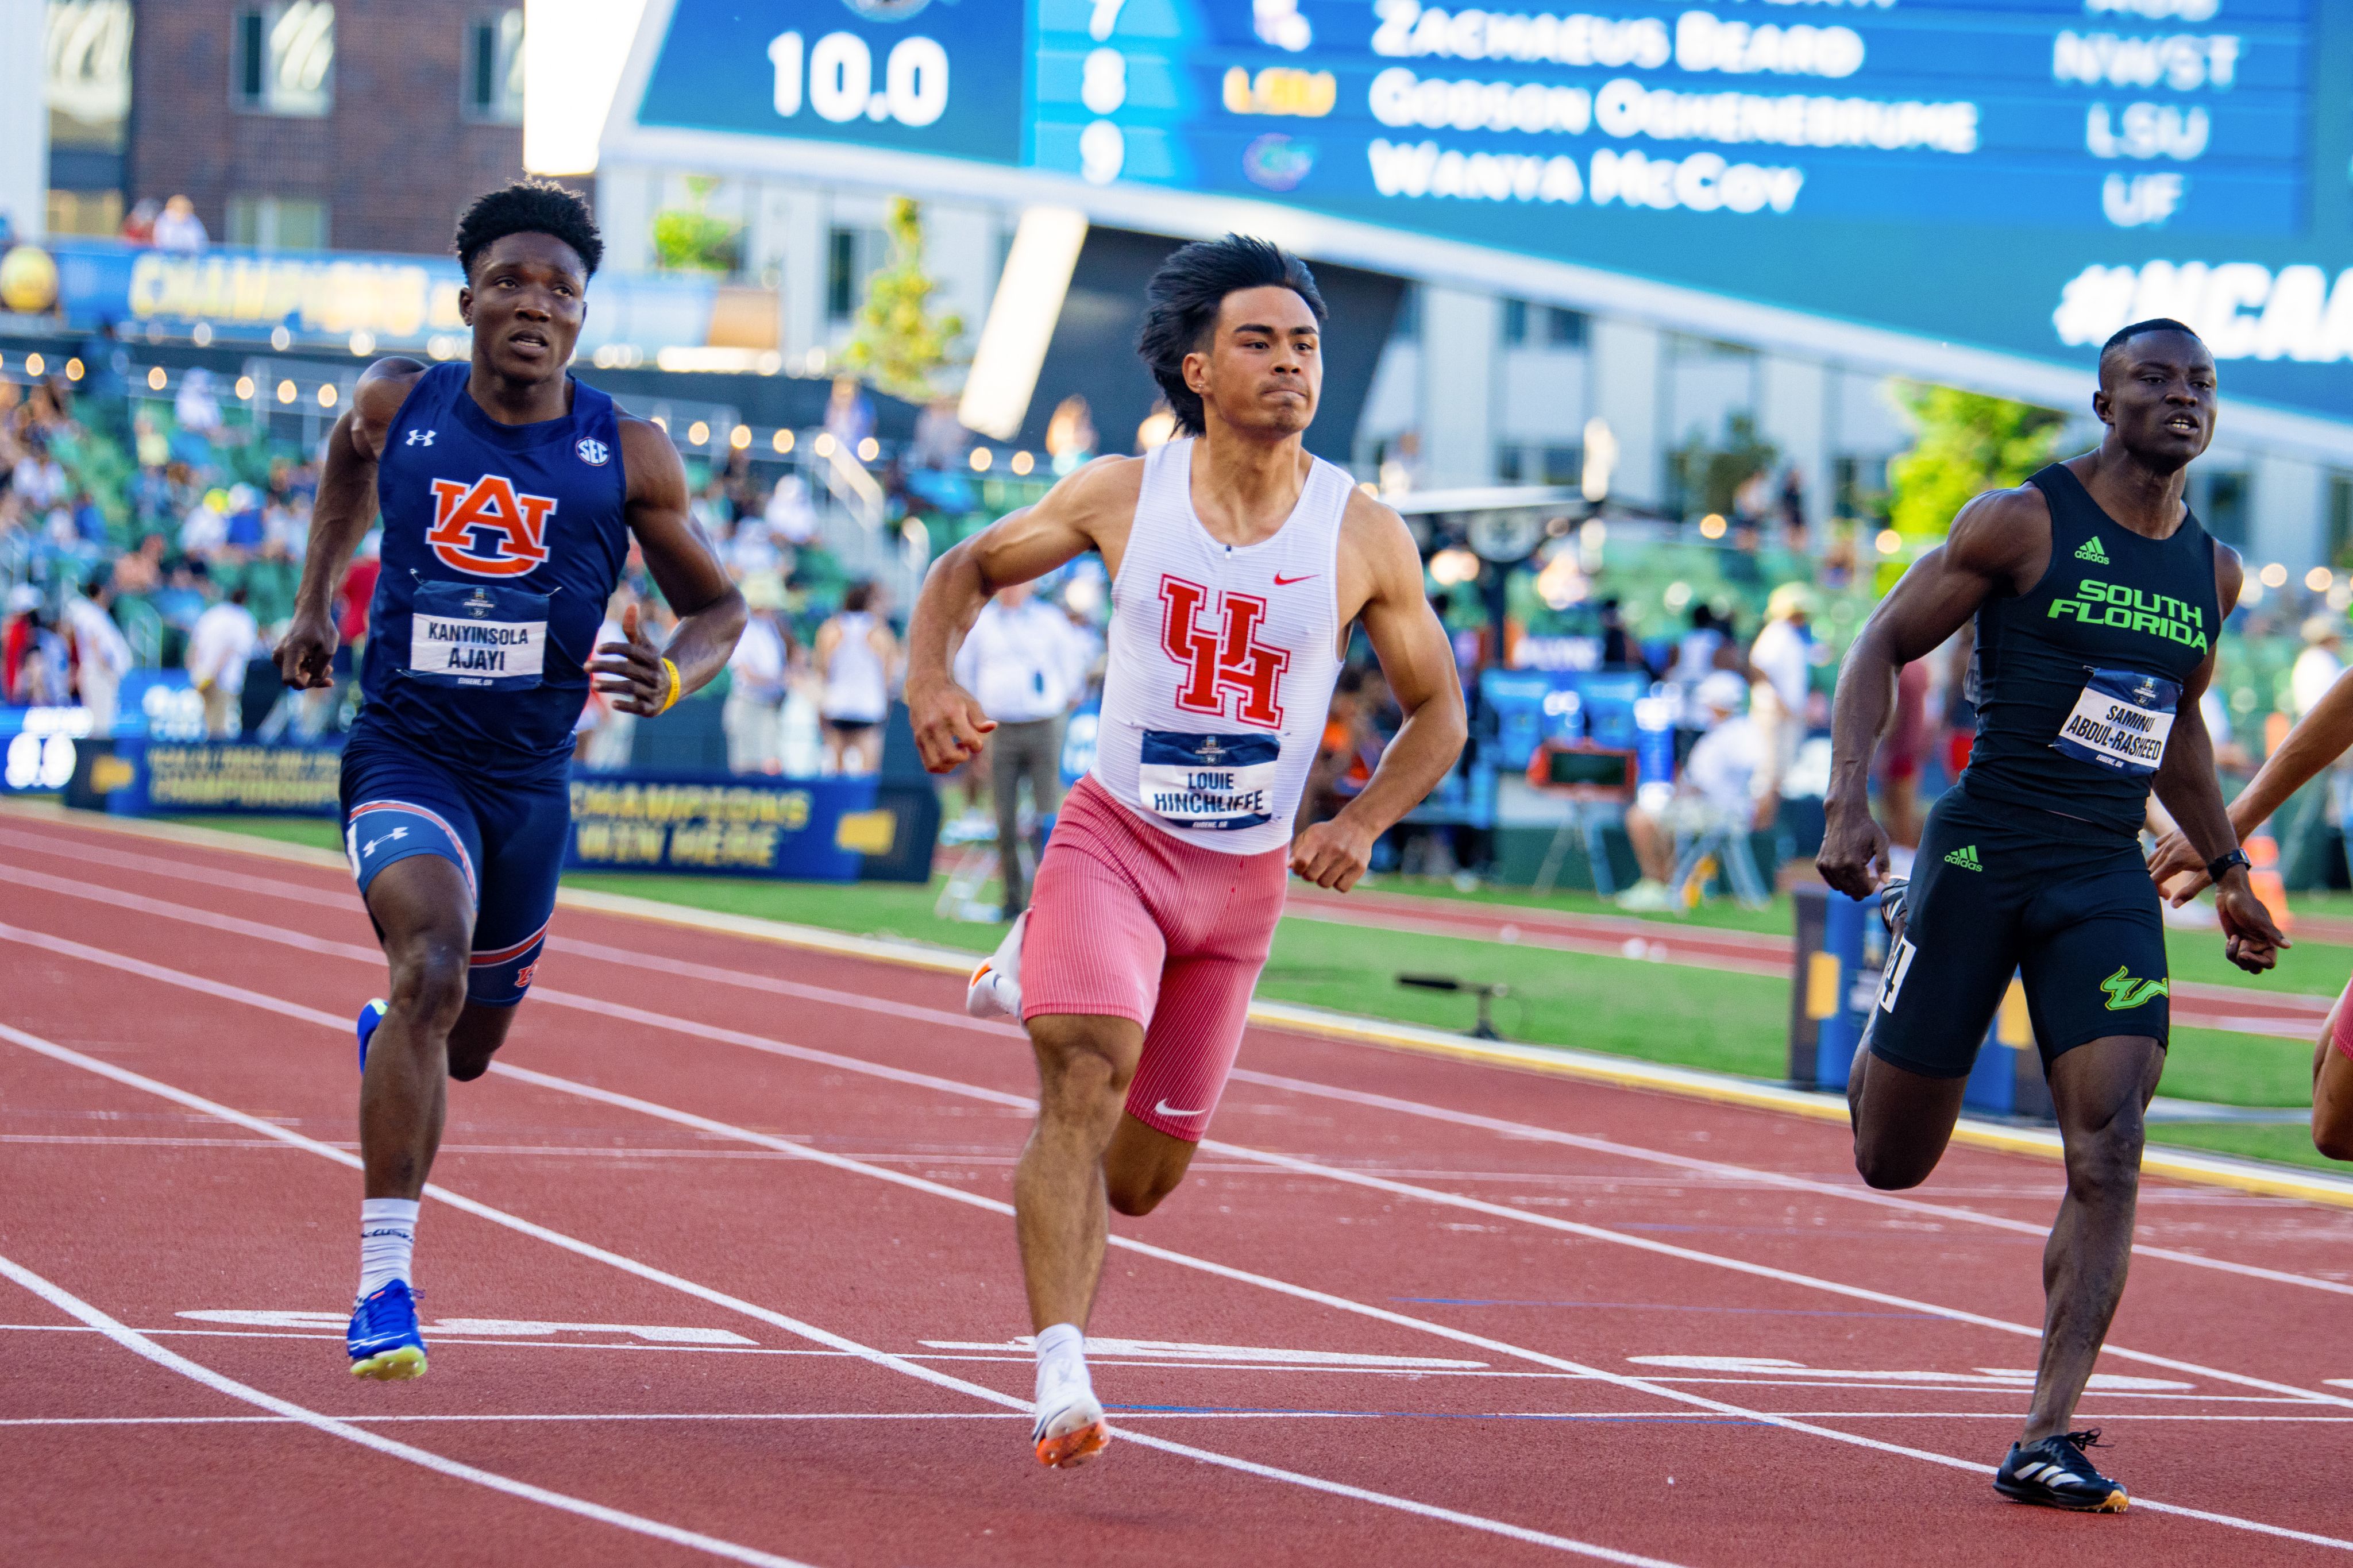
[1957,462,2220,839]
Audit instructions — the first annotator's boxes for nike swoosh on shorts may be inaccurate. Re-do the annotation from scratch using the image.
[1154,1099,1209,1118]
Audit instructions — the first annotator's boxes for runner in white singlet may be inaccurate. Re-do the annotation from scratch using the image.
[904,236,1467,1470]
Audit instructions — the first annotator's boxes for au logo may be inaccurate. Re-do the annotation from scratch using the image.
[426,474,557,578]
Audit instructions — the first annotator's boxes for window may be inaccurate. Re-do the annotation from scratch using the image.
[465,10,524,123]
[826,225,884,321]
[2202,470,2249,549]
[1504,300,1587,350]
[234,2,334,117]
[1540,444,1582,485]
[1388,283,1418,342]
[1496,444,1525,483]
[1543,307,1588,348]
[47,1,133,153]
[1501,298,1529,347]
[2331,476,2353,570]
[226,194,329,250]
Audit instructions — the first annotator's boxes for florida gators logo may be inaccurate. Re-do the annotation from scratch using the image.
[426,476,557,578]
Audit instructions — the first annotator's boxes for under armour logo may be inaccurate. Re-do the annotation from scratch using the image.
[1159,575,1291,730]
[406,429,437,446]
[362,827,410,856]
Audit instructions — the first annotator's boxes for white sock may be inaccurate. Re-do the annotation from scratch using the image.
[1033,1321,1088,1402]
[357,1198,419,1300]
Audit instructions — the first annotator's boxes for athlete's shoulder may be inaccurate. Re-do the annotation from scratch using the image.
[350,357,431,435]
[1945,481,2051,575]
[1053,453,1147,510]
[615,411,684,501]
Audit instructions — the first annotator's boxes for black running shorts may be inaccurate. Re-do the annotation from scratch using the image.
[1866,785,2170,1080]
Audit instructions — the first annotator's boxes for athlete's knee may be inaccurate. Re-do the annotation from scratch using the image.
[2063,1114,2145,1201]
[1853,1142,1935,1191]
[386,940,469,1035]
[1106,1166,1181,1218]
[1028,1019,1136,1114]
[2315,1114,2353,1164]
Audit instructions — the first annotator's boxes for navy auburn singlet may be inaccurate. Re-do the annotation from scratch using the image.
[355,362,629,783]
[1957,462,2218,838]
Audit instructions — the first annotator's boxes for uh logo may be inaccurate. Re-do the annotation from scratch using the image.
[1159,574,1291,729]
[425,475,557,578]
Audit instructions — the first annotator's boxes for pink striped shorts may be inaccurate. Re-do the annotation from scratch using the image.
[1021,773,1290,1143]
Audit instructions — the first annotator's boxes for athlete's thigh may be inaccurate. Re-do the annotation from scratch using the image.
[1021,830,1167,1033]
[2019,852,2167,1072]
[1866,797,2025,1082]
[1123,847,1287,1145]
[2316,989,2353,1158]
[342,740,482,951]
[461,773,570,1007]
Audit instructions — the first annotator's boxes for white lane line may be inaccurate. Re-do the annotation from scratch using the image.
[10,1409,2353,1429]
[0,1021,1687,1568]
[10,909,2351,1414]
[0,1252,820,1568]
[20,855,2351,1305]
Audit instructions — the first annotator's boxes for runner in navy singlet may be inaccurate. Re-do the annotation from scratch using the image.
[274,182,745,1381]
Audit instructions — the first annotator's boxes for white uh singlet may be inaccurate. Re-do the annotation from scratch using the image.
[1091,436,1351,856]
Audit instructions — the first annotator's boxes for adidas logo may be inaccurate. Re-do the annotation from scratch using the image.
[2076,536,2109,564]
[1945,844,1982,870]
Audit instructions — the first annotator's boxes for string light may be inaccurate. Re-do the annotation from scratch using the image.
[65,358,84,381]
[235,376,256,400]
[857,437,879,462]
[318,384,337,407]
[686,420,709,446]
[969,447,992,472]
[24,353,43,375]
[277,380,296,404]
[1699,513,1727,539]
[772,429,794,453]
[1874,529,1903,555]
[147,366,167,391]
[730,424,752,450]
[1010,451,1034,476]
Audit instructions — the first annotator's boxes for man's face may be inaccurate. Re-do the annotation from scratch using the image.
[1185,285,1321,436]
[461,233,589,383]
[2096,330,2216,471]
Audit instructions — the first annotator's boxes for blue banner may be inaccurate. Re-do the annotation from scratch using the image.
[565,772,904,881]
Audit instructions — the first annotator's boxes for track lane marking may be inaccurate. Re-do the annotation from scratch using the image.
[6,968,2349,1557]
[14,889,2349,1408]
[0,1019,1688,1566]
[0,1252,822,1568]
[17,852,2353,1306]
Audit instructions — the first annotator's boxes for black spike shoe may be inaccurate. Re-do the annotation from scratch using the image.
[1994,1430,2128,1512]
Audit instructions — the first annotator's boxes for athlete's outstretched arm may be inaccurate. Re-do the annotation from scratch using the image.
[276,360,423,690]
[904,457,1139,773]
[2154,645,2353,898]
[1819,489,2037,897]
[595,417,745,717]
[1290,495,1468,892]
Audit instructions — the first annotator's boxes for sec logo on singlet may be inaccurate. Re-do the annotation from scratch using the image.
[576,437,609,466]
[425,474,557,578]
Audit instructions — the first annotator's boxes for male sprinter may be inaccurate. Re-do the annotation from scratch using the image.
[276,182,744,1380]
[2149,685,2353,1160]
[1819,318,2285,1511]
[906,237,1465,1468]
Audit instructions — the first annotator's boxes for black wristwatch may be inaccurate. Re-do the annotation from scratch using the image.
[2206,848,2252,884]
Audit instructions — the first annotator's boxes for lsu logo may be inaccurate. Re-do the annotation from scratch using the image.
[1159,575,1291,729]
[426,474,557,578]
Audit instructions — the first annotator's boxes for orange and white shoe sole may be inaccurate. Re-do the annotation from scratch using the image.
[1035,1418,1110,1469]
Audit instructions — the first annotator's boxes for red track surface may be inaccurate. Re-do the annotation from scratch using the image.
[7,813,2353,1566]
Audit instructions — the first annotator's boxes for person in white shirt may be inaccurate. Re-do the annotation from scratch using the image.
[764,474,818,546]
[1619,671,1766,909]
[152,194,208,253]
[815,580,897,774]
[2293,616,2344,719]
[1747,581,1815,804]
[723,577,793,774]
[63,587,134,734]
[952,581,1090,914]
[187,585,260,738]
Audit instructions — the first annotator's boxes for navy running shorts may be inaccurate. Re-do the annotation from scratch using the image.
[1866,783,2170,1080]
[338,730,568,1006]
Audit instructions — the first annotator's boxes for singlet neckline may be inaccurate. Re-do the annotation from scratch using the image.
[446,365,585,451]
[2037,462,2195,548]
[1168,437,1324,558]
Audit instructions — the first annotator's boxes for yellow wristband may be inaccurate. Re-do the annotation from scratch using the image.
[658,658,681,715]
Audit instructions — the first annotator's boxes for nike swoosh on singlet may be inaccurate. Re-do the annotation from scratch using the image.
[1273,574,1318,586]
[1154,1099,1209,1118]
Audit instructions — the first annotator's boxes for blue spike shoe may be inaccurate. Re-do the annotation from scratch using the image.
[348,1279,429,1381]
[356,998,388,1072]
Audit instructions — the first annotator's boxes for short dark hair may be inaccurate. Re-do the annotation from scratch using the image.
[2098,317,2204,384]
[842,580,876,614]
[1136,234,1326,437]
[454,180,604,281]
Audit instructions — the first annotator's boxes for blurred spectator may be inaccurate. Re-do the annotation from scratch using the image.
[13,442,67,510]
[823,376,874,454]
[1379,431,1422,497]
[1618,671,1767,911]
[153,195,209,253]
[1045,396,1097,476]
[953,581,1090,915]
[15,605,72,705]
[1668,603,1725,685]
[62,582,133,732]
[1303,667,1386,829]
[174,368,224,439]
[187,584,259,737]
[815,580,896,774]
[1748,582,1815,812]
[121,198,160,245]
[1875,657,1931,853]
[179,488,228,556]
[763,473,819,547]
[912,397,968,470]
[576,588,640,769]
[1778,466,1808,547]
[70,490,107,547]
[2293,615,2343,718]
[724,577,793,774]
[224,484,265,552]
[3,583,41,698]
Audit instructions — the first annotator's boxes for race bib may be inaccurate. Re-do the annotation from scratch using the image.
[2054,667,2177,777]
[407,579,549,689]
[1138,730,1281,831]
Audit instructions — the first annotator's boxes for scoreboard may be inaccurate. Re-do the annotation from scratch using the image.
[624,0,2353,431]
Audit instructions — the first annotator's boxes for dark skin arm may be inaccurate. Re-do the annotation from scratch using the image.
[276,359,424,690]
[588,416,745,716]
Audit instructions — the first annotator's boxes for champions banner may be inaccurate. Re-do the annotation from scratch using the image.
[67,739,344,817]
[565,773,906,883]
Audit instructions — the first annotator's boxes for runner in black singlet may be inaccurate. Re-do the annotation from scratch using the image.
[1819,319,2286,1513]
